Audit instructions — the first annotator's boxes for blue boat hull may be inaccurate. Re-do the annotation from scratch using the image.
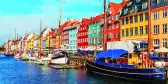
[86,60,166,81]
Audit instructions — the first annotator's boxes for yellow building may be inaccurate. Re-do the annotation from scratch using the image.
[151,4,168,49]
[46,34,52,48]
[120,0,148,41]
[28,35,37,50]
[55,29,61,49]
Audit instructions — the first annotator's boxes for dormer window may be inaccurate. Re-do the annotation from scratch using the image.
[142,2,147,10]
[136,0,141,3]
[123,8,128,15]
[127,1,132,6]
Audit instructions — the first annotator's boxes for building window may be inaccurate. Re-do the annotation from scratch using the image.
[140,14,143,22]
[145,12,148,21]
[130,16,133,24]
[163,9,167,18]
[126,28,129,36]
[163,38,167,48]
[140,26,143,35]
[122,29,124,36]
[122,18,124,25]
[136,0,140,2]
[145,25,148,34]
[116,23,119,28]
[163,24,167,34]
[154,11,159,19]
[157,0,166,4]
[116,33,120,38]
[153,25,160,34]
[134,15,138,23]
[126,17,128,24]
[130,28,133,36]
[134,27,138,36]
[142,2,147,10]
[153,39,159,47]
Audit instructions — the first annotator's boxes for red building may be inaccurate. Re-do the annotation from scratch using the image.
[77,18,90,49]
[60,19,72,49]
[103,1,127,42]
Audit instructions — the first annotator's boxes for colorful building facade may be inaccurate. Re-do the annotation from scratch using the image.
[55,29,61,49]
[34,36,39,50]
[120,0,148,41]
[103,1,127,43]
[68,20,80,52]
[77,18,90,49]
[61,20,72,50]
[151,0,168,49]
[28,35,37,50]
[49,29,56,49]
[88,15,102,49]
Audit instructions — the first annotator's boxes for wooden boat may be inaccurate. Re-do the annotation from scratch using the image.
[84,49,166,81]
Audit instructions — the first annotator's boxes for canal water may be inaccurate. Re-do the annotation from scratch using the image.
[0,54,166,84]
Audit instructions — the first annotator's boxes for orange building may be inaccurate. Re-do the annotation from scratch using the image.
[151,0,168,49]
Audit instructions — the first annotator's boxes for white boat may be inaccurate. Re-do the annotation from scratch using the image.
[50,51,69,65]
[50,56,68,64]
[14,53,22,59]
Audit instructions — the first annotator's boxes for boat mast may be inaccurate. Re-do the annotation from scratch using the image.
[8,34,10,53]
[147,0,151,55]
[14,28,16,52]
[103,0,106,51]
[58,0,62,51]
[49,31,51,54]
[40,19,42,51]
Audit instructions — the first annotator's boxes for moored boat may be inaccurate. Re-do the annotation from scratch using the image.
[85,49,166,81]
[50,51,69,65]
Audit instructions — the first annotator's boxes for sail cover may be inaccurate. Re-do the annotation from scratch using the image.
[96,49,128,59]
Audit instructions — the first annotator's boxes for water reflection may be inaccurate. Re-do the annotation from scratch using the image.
[0,54,167,84]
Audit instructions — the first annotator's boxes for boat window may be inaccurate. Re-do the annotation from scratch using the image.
[140,44,148,49]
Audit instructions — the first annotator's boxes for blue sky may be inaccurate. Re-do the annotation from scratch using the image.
[0,0,122,45]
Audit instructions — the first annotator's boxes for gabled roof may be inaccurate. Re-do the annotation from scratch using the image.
[82,18,90,25]
[108,0,128,16]
[89,14,103,23]
[23,34,30,40]
[49,30,56,37]
[108,2,121,15]
[60,20,72,30]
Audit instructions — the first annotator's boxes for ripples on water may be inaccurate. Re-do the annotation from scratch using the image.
[0,54,166,84]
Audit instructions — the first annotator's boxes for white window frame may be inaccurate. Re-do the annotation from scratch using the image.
[163,24,167,34]
[163,9,167,18]
[153,39,159,47]
[162,38,167,48]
